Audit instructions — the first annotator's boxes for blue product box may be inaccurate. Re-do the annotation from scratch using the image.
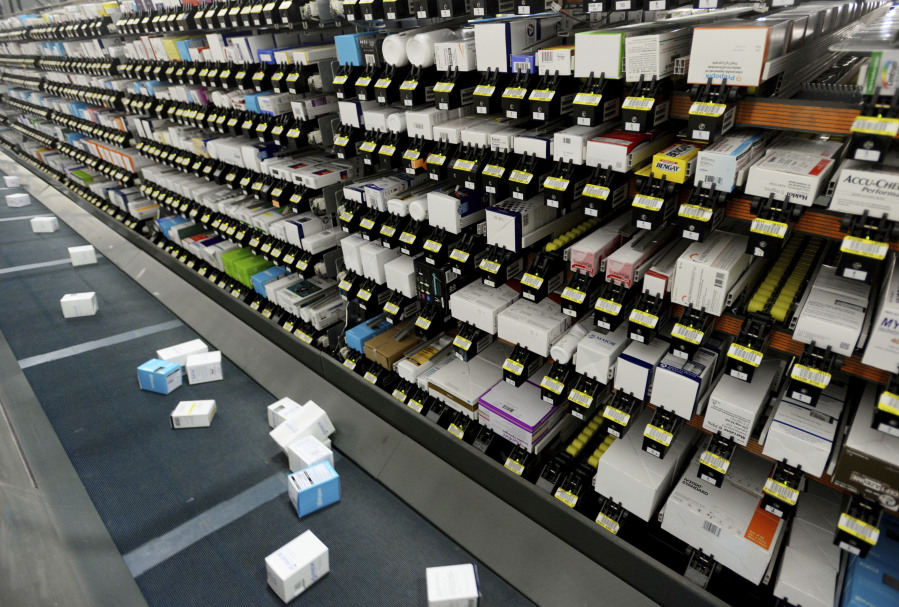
[251,266,289,297]
[287,461,340,518]
[510,53,536,74]
[137,359,183,394]
[244,91,274,114]
[156,216,190,240]
[345,318,392,353]
[842,554,899,607]
[334,32,375,67]
[257,47,278,64]
[65,132,86,145]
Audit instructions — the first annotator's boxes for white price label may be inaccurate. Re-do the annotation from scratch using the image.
[644,424,674,447]
[750,218,788,239]
[622,96,655,111]
[568,389,593,408]
[841,235,889,260]
[763,478,799,505]
[503,359,525,375]
[727,343,763,367]
[561,287,586,303]
[541,376,565,395]
[595,298,622,315]
[596,513,620,535]
[544,177,570,191]
[689,102,727,117]
[633,195,665,212]
[838,513,880,545]
[790,364,831,390]
[554,489,578,508]
[629,309,659,329]
[603,406,630,426]
[699,451,730,475]
[672,323,703,345]
[521,273,544,289]
[678,204,713,222]
[479,259,501,274]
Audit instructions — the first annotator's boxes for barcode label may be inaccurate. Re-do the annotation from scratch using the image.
[356,77,372,87]
[850,116,899,136]
[561,287,586,303]
[678,204,713,222]
[375,78,391,88]
[702,521,721,537]
[545,177,570,191]
[530,89,554,101]
[434,82,455,93]
[427,154,447,166]
[448,424,465,439]
[296,331,313,344]
[357,289,372,302]
[596,513,620,535]
[521,273,544,289]
[644,424,673,447]
[399,232,416,244]
[384,302,400,315]
[503,87,528,99]
[364,371,378,384]
[750,218,788,238]
[672,323,704,345]
[392,389,407,402]
[700,451,730,474]
[452,335,473,352]
[541,376,565,394]
[838,513,880,545]
[453,159,476,172]
[415,316,432,330]
[400,80,418,91]
[603,406,630,426]
[503,359,525,376]
[841,235,888,260]
[573,93,602,106]
[343,358,357,371]
[509,170,533,184]
[622,96,655,111]
[483,164,505,178]
[554,489,578,508]
[379,145,397,156]
[727,343,763,367]
[878,390,899,415]
[790,364,831,390]
[381,225,397,237]
[569,389,593,408]
[689,102,727,117]
[504,459,525,475]
[629,309,659,329]
[763,478,799,505]
[595,298,622,315]
[407,399,424,413]
[633,195,665,211]
[474,84,496,96]
[403,149,420,160]
[423,239,442,253]
[338,280,353,291]
[446,249,469,265]
[479,259,501,274]
[583,184,610,200]
[359,218,376,230]
[359,141,378,153]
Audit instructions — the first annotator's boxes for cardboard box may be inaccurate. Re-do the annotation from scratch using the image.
[672,232,751,316]
[575,324,631,384]
[703,359,783,445]
[568,223,626,277]
[265,530,329,603]
[157,339,209,369]
[486,197,559,252]
[475,17,561,73]
[60,292,98,318]
[287,461,340,517]
[287,435,334,472]
[384,255,417,299]
[842,554,899,607]
[614,338,671,401]
[830,159,899,221]
[68,244,97,266]
[605,225,674,288]
[625,28,692,82]
[267,397,304,429]
[270,401,336,454]
[137,358,182,395]
[497,299,573,357]
[694,129,767,192]
[586,129,675,173]
[594,408,699,521]
[644,240,690,298]
[574,31,627,79]
[745,151,835,206]
[661,449,784,584]
[426,564,481,607]
[863,254,899,372]
[363,325,421,370]
[5,192,30,207]
[30,216,59,233]
[793,266,869,356]
[185,351,223,385]
[169,400,217,429]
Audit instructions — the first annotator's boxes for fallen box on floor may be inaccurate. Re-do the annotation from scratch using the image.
[30,216,58,233]
[68,245,97,266]
[287,435,334,472]
[270,401,336,453]
[426,563,481,607]
[137,359,182,395]
[268,397,304,428]
[287,460,340,517]
[265,530,330,603]
[60,292,98,318]
[3,175,19,187]
[156,339,208,368]
[185,351,223,385]
[170,400,217,429]
[5,192,30,207]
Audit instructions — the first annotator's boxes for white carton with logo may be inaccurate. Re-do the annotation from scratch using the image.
[863,254,899,372]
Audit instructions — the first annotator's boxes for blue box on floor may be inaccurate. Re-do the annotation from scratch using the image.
[345,319,391,353]
[287,461,340,518]
[137,359,182,395]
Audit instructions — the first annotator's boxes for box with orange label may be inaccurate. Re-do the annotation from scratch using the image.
[661,449,786,584]
[651,142,700,184]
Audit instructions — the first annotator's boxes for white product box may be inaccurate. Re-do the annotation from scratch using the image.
[30,216,59,233]
[360,241,400,283]
[863,254,899,372]
[553,124,611,166]
[793,266,869,356]
[365,174,429,212]
[433,117,489,145]
[426,564,481,607]
[536,46,574,76]
[773,547,838,607]
[258,92,297,116]
[277,277,337,314]
[643,240,690,298]
[302,228,347,254]
[396,338,454,384]
[362,106,404,133]
[586,129,675,173]
[652,346,719,420]
[661,449,785,585]
[290,95,339,122]
[68,244,97,266]
[477,377,569,452]
[594,408,699,521]
[450,282,520,335]
[5,192,30,207]
[497,299,573,357]
[265,531,329,603]
[268,397,304,428]
[269,401,335,454]
[575,324,631,384]
[302,295,346,330]
[337,99,376,128]
[830,158,899,221]
[340,235,368,274]
[569,225,626,277]
[489,127,528,153]
[169,400,217,429]
[703,359,783,445]
[769,133,843,158]
[486,197,558,252]
[407,107,472,140]
[185,351,223,385]
[694,129,767,192]
[625,28,692,82]
[672,231,751,316]
[744,151,836,206]
[428,344,508,418]
[434,39,478,72]
[157,339,209,369]
[60,292,98,318]
[474,17,562,73]
[614,338,670,401]
[384,255,417,299]
[287,435,334,472]
[3,175,19,187]
[512,132,553,159]
[574,31,627,79]
[687,21,794,87]
[427,189,486,234]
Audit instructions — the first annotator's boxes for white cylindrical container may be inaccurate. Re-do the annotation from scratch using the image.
[386,111,407,133]
[382,33,411,67]
[550,318,592,364]
[408,195,429,221]
[406,29,457,68]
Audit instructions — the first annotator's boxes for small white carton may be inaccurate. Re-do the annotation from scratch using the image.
[863,254,899,372]
[5,192,30,207]
[672,232,751,316]
[3,175,19,187]
[614,338,671,401]
[830,158,899,221]
[703,359,783,445]
[268,397,304,428]
[744,151,836,206]
[426,564,481,607]
[287,435,334,472]
[157,339,209,368]
[270,401,335,454]
[265,530,329,603]
[68,244,98,266]
[30,216,59,233]
[575,324,631,384]
[793,266,869,356]
[60,292,98,318]
[185,351,224,385]
[170,400,217,429]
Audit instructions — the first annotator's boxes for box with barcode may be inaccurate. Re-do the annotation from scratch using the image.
[651,142,699,184]
[661,449,785,584]
[287,461,340,517]
[614,338,670,401]
[745,151,836,206]
[270,401,336,454]
[170,400,216,429]
[426,563,481,607]
[671,231,751,316]
[574,324,630,384]
[450,282,520,334]
[624,28,692,82]
[830,157,899,221]
[694,129,767,192]
[793,266,869,357]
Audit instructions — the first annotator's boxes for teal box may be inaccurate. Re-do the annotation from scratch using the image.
[345,318,391,353]
[288,461,340,518]
[245,91,273,114]
[252,266,288,297]
[137,359,182,395]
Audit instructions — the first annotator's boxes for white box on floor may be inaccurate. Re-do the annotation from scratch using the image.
[60,292,98,318]
[265,530,329,603]
[287,435,334,472]
[426,564,481,607]
[3,175,19,187]
[30,216,58,233]
[185,351,223,385]
[169,400,217,429]
[268,397,304,428]
[68,245,97,266]
[270,401,335,454]
[5,192,30,207]
[157,339,209,368]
